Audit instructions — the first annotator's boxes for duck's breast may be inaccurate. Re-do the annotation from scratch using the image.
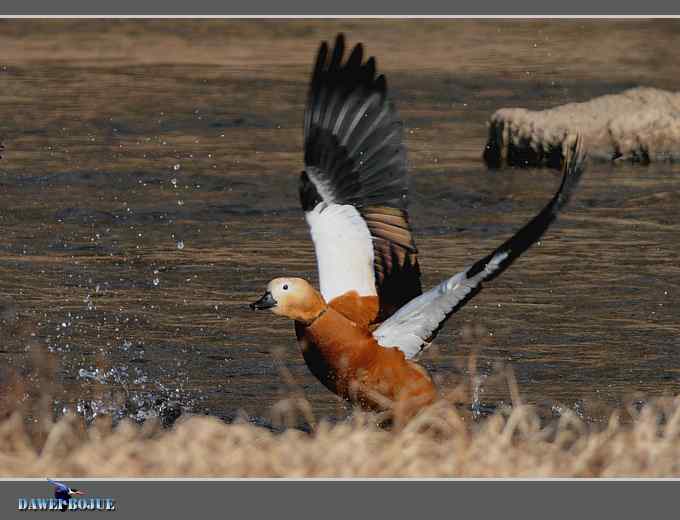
[295,308,378,397]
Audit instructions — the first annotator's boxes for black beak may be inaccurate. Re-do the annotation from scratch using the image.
[250,291,277,310]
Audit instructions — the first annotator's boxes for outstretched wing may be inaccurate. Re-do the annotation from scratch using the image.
[301,33,422,319]
[373,135,587,359]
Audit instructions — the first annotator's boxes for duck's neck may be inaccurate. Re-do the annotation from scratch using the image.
[296,305,328,326]
[292,288,328,325]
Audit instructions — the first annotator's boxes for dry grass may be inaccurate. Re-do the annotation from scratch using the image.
[3,377,680,477]
[2,312,678,478]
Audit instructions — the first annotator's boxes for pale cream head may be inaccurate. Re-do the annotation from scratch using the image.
[251,277,327,323]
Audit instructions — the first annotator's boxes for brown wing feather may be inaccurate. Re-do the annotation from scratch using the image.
[361,206,422,321]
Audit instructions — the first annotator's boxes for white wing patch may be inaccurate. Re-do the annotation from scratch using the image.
[305,202,377,302]
[372,251,509,359]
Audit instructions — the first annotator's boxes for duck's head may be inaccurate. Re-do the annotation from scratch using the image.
[250,277,326,323]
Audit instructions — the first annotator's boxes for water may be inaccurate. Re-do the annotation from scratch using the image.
[0,20,679,427]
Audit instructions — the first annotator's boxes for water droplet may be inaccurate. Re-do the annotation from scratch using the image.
[176,240,185,250]
[173,163,181,171]
[84,294,95,311]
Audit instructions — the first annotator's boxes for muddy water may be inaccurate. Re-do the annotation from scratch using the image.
[0,20,679,426]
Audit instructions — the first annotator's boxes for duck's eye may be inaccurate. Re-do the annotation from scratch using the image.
[283,284,289,291]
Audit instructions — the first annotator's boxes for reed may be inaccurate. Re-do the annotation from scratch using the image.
[2,364,680,477]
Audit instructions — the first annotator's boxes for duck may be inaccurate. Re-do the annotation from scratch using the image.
[250,34,587,423]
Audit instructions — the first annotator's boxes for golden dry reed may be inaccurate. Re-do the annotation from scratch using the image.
[3,388,680,477]
[1,344,680,477]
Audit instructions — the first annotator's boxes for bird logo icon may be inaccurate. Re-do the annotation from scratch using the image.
[47,480,86,512]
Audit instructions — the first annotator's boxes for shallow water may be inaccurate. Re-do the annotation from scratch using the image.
[0,20,679,427]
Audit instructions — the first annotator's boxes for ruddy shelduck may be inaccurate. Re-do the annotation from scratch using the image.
[251,34,587,423]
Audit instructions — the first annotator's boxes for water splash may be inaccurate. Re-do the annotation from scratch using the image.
[71,356,202,428]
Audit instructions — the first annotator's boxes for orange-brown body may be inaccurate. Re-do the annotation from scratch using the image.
[295,291,437,422]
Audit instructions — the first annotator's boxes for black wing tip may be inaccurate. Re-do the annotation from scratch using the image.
[318,39,329,57]
[303,33,408,210]
[315,41,329,66]
[314,33,382,95]
[556,132,588,212]
[347,39,363,65]
[564,133,587,179]
[466,133,588,282]
[334,33,346,50]
[375,74,387,95]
